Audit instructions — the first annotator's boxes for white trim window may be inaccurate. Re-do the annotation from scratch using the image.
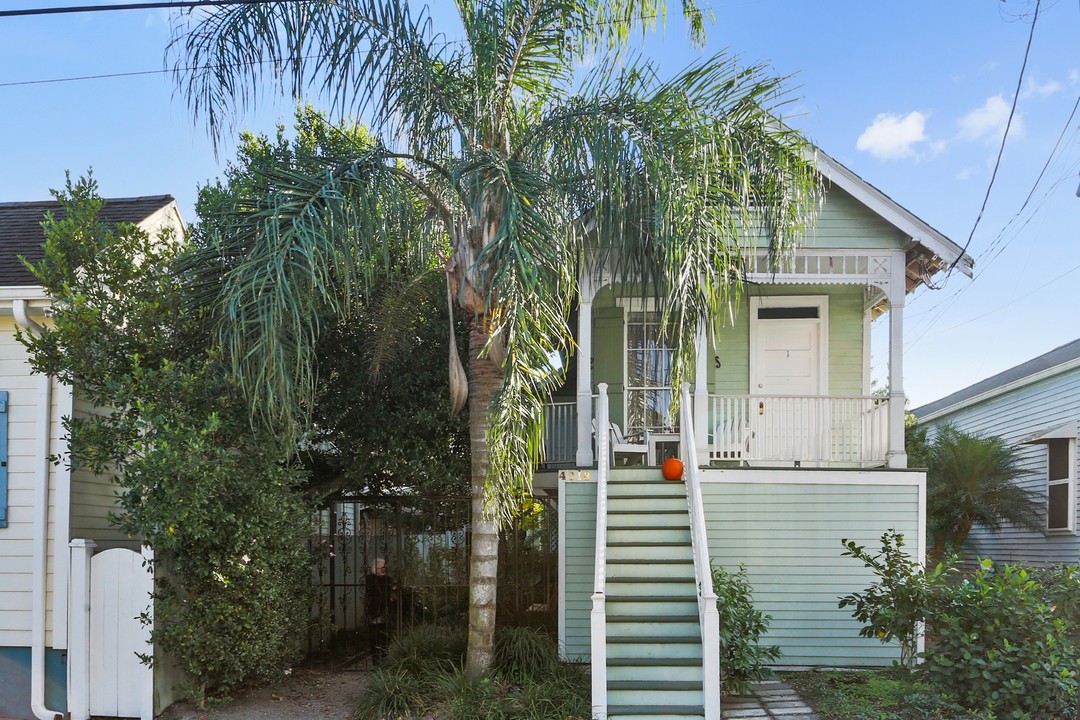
[625,308,677,436]
[1046,437,1076,533]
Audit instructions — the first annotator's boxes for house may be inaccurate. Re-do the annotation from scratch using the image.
[534,149,972,720]
[912,338,1080,566]
[0,196,184,720]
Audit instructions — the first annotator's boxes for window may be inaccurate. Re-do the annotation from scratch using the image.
[1046,438,1076,533]
[625,310,677,436]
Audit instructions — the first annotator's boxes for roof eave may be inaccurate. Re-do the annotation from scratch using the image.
[812,148,975,281]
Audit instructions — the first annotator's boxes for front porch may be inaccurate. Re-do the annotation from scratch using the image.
[543,392,891,468]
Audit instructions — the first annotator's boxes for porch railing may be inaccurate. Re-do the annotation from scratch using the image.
[709,394,889,466]
[542,394,890,467]
[590,385,612,720]
[680,385,721,719]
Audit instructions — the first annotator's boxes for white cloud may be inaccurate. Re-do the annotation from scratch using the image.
[855,111,929,160]
[955,168,972,181]
[1022,78,1063,98]
[958,95,1023,141]
[1070,69,1080,84]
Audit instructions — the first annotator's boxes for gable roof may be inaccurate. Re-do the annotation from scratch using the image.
[913,338,1080,420]
[814,149,974,294]
[0,195,177,287]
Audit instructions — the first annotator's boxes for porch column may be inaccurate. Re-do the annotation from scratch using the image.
[576,279,595,467]
[694,320,709,466]
[887,255,907,468]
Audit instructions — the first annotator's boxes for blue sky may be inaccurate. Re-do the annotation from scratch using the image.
[1,0,1077,407]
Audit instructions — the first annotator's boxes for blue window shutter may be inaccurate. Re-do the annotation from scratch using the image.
[0,391,8,528]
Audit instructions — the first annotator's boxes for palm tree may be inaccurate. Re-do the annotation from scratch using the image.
[168,0,821,676]
[927,424,1043,560]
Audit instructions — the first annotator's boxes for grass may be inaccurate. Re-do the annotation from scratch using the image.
[354,624,590,720]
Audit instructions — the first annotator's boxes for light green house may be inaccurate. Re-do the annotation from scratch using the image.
[532,150,972,720]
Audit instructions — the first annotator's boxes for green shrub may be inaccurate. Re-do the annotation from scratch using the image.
[922,560,1078,719]
[492,626,560,685]
[838,531,929,668]
[712,562,781,695]
[383,622,467,674]
[357,624,589,720]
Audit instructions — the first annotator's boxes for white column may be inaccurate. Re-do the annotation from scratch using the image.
[694,320,709,466]
[576,279,595,467]
[887,255,908,468]
[67,539,96,720]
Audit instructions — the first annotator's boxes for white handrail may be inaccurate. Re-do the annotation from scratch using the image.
[681,384,721,720]
[590,384,611,720]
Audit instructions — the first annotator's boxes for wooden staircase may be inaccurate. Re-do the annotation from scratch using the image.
[603,470,706,720]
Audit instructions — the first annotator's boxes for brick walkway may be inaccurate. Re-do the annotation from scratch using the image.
[722,679,820,719]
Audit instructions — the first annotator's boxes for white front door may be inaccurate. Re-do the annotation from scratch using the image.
[749,297,827,462]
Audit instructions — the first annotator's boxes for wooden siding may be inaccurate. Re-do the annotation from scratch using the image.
[560,469,923,667]
[922,368,1080,565]
[561,478,596,660]
[0,318,61,647]
[802,185,907,250]
[68,395,128,548]
[701,472,921,666]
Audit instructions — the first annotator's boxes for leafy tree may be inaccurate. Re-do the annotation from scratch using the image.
[927,424,1043,559]
[196,108,470,497]
[19,175,313,701]
[168,0,821,675]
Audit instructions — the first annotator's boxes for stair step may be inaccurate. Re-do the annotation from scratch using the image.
[608,614,698,623]
[606,594,697,603]
[609,558,693,565]
[609,687,705,708]
[609,681,702,691]
[608,576,693,584]
[608,657,702,667]
[609,635,700,644]
[608,541,690,547]
[607,704,705,717]
[609,509,686,514]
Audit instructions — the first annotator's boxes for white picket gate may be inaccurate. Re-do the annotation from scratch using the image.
[87,546,154,719]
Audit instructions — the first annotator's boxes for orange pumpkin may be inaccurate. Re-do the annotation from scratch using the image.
[662,457,684,481]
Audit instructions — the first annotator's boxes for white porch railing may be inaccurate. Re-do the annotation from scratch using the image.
[680,385,721,719]
[590,385,611,720]
[542,393,891,468]
[709,394,890,466]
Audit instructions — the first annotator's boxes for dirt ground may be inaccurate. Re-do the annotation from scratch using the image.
[158,663,370,720]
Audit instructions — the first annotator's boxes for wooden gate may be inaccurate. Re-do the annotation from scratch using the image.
[89,547,153,719]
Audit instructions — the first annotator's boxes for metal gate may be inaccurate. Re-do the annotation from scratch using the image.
[309,495,556,656]
[89,547,153,719]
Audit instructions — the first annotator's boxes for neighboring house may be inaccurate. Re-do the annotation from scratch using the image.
[0,196,184,720]
[912,339,1080,566]
[534,149,973,720]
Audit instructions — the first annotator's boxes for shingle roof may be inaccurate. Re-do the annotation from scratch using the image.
[912,338,1080,419]
[0,195,175,287]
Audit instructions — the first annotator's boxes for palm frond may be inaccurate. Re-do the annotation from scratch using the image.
[169,0,467,152]
[180,148,445,445]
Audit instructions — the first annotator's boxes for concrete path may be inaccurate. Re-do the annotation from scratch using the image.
[722,679,820,719]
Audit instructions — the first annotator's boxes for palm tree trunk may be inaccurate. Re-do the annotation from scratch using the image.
[465,316,502,679]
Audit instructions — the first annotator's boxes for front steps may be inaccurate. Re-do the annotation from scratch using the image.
[602,470,706,720]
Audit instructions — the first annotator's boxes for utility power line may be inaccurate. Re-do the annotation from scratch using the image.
[0,0,306,18]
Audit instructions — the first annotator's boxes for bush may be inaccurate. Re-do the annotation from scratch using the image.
[712,562,781,695]
[922,560,1078,719]
[840,534,1080,719]
[838,531,929,668]
[492,626,560,685]
[356,624,590,720]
